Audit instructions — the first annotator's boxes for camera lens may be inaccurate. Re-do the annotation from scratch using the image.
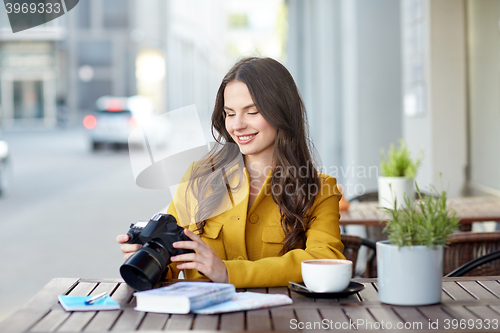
[120,241,170,291]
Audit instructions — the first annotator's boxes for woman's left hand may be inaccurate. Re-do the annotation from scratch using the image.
[171,229,229,283]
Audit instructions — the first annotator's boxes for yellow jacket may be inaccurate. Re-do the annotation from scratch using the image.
[165,170,344,288]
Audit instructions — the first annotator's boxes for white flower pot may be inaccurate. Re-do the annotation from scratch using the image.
[377,241,443,305]
[378,176,414,209]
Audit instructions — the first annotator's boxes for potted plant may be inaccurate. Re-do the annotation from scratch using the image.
[377,185,460,305]
[378,139,422,209]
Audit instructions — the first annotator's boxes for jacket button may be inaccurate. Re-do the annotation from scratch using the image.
[249,213,259,224]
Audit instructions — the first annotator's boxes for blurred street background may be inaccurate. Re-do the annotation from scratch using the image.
[0,128,168,321]
[1,0,499,322]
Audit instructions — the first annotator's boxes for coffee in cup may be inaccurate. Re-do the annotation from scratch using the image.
[301,259,352,293]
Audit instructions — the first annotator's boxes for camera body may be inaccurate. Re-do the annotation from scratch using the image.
[125,213,192,251]
[120,213,194,291]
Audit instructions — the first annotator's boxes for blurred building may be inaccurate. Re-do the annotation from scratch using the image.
[224,0,286,63]
[0,0,169,128]
[65,0,149,122]
[65,0,206,125]
[287,0,403,197]
[163,0,285,141]
[286,0,500,199]
[163,0,226,140]
[2,0,496,199]
[0,0,284,134]
[463,0,500,196]
[0,9,65,126]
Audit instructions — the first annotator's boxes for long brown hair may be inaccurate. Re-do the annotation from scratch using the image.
[189,57,320,254]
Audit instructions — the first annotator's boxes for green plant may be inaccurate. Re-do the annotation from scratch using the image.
[383,184,460,248]
[380,139,422,179]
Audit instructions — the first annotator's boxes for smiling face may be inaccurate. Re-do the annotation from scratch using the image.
[224,80,277,164]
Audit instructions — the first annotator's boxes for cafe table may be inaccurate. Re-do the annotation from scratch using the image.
[2,276,500,332]
[340,196,500,231]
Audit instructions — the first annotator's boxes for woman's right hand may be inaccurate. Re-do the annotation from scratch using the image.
[116,234,142,261]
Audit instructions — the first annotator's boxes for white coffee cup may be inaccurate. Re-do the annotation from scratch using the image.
[301,259,352,293]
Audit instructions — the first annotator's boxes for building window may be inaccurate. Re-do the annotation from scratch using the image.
[13,81,44,119]
[76,0,91,29]
[102,0,128,29]
[77,40,112,66]
[402,0,427,117]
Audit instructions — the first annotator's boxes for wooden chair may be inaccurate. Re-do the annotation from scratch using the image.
[446,250,500,277]
[341,234,377,278]
[443,232,500,276]
[341,234,361,274]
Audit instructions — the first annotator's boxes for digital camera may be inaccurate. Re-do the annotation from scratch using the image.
[120,213,194,291]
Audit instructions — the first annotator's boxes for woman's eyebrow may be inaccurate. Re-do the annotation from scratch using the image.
[223,104,256,111]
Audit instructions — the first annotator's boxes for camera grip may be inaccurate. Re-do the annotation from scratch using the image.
[176,230,195,255]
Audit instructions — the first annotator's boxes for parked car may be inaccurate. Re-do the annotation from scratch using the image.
[0,138,11,196]
[83,95,155,151]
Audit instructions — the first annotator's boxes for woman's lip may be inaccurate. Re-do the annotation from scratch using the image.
[236,133,257,144]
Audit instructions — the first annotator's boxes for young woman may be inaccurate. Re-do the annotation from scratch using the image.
[117,57,344,288]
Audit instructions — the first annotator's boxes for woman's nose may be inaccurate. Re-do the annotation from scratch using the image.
[232,114,246,131]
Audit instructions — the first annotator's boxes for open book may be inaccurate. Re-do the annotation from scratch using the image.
[134,282,292,314]
[193,291,293,314]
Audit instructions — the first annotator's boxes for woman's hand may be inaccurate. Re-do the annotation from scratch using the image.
[116,234,142,261]
[171,229,229,283]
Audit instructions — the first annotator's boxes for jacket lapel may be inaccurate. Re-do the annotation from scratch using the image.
[248,169,273,216]
[211,166,250,260]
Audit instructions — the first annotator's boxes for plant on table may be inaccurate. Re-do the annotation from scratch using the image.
[384,184,460,248]
[377,182,460,306]
[378,139,423,209]
[380,139,422,179]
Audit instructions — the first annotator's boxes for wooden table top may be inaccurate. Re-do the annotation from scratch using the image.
[340,196,500,226]
[2,276,500,332]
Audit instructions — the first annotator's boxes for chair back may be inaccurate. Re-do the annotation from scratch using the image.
[444,231,500,276]
[340,234,362,277]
